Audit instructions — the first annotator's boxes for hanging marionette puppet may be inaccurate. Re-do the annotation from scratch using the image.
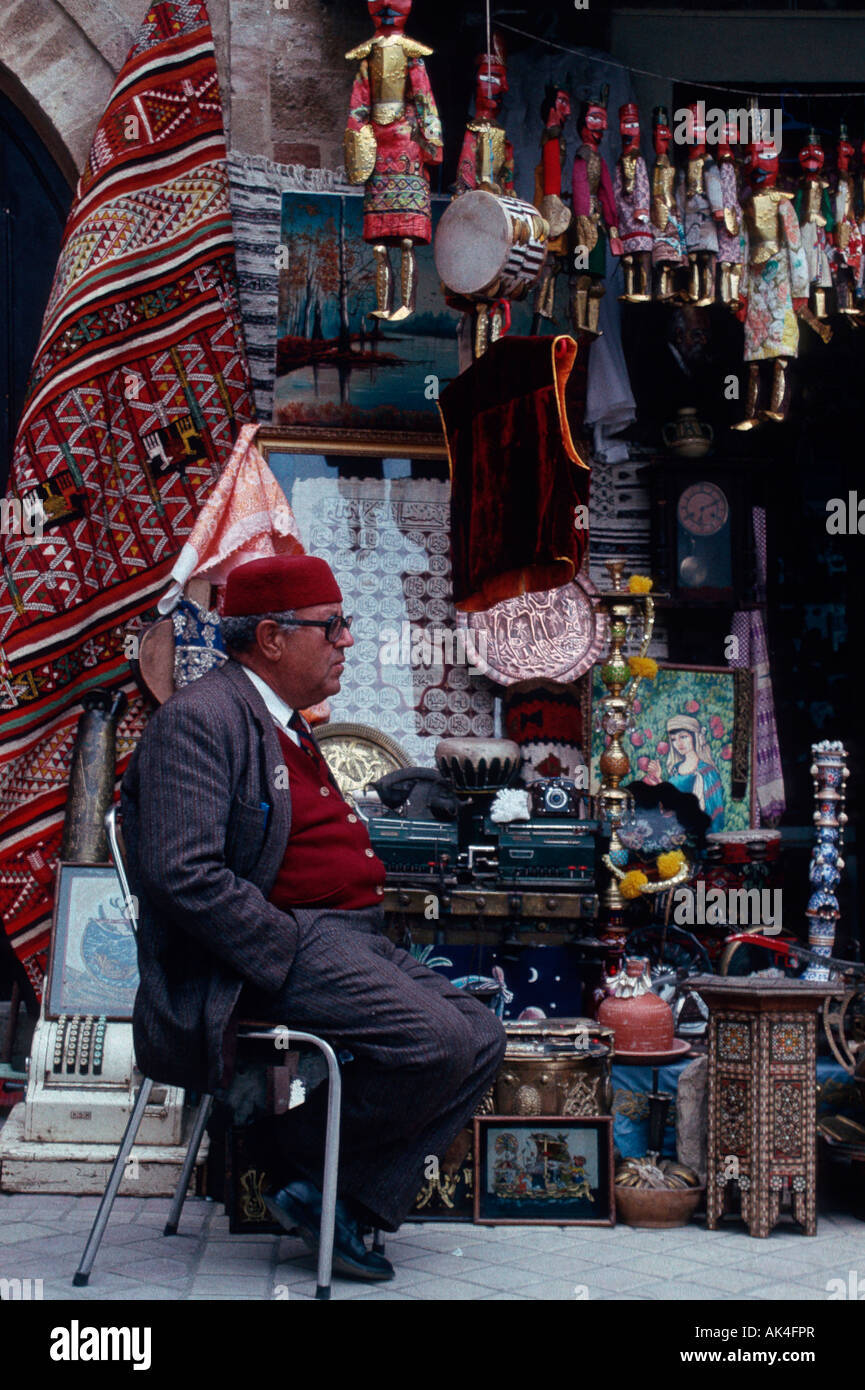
[650,105,686,301]
[454,32,515,197]
[857,135,865,302]
[531,85,573,333]
[677,101,724,305]
[444,34,518,359]
[831,122,863,316]
[344,0,443,322]
[794,129,834,321]
[614,102,652,302]
[715,119,745,309]
[572,87,623,336]
[733,134,810,430]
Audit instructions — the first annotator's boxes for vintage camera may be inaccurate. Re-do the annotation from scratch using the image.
[529,777,582,818]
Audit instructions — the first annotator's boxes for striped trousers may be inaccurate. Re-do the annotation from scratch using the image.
[240,910,506,1230]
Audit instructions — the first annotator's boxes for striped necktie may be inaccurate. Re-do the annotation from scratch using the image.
[288,710,319,760]
[288,711,342,794]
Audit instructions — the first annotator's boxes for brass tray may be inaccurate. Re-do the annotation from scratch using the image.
[316,721,412,802]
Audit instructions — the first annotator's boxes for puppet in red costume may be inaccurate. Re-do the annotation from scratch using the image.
[531,85,573,332]
[733,135,809,429]
[454,34,515,197]
[715,120,745,309]
[650,105,685,301]
[446,35,518,359]
[794,129,834,321]
[345,0,443,322]
[571,88,622,337]
[831,122,863,315]
[857,137,865,301]
[614,102,651,302]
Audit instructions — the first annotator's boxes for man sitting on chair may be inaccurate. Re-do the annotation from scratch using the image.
[121,555,506,1281]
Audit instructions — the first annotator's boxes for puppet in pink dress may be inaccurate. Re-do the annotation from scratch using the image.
[715,121,745,309]
[831,123,863,315]
[650,105,685,300]
[614,102,652,302]
[571,90,623,336]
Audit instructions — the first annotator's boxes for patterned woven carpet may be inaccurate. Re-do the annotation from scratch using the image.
[0,0,254,993]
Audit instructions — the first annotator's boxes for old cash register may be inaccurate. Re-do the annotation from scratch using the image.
[0,863,197,1196]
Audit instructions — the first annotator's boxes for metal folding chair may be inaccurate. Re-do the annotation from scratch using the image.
[73,804,342,1299]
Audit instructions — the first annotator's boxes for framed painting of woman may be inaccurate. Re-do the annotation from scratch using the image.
[590,663,756,831]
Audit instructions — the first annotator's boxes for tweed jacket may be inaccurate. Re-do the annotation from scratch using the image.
[122,659,306,1093]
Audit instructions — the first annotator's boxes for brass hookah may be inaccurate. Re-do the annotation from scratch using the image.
[593,560,657,967]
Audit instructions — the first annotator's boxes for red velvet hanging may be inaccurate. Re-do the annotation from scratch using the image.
[438,335,590,613]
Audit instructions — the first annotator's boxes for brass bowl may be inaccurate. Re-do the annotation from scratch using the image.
[614,1183,705,1229]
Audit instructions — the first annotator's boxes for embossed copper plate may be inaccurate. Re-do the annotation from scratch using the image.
[456,574,608,686]
[316,722,412,801]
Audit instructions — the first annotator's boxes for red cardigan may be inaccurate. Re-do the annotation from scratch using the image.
[267,727,386,911]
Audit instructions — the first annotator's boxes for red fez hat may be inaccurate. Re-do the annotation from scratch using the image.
[223,555,342,616]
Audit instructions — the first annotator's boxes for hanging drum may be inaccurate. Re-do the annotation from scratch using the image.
[435,190,549,302]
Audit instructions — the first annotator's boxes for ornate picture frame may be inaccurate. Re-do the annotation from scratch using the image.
[257,424,447,461]
[589,663,757,832]
[473,1114,615,1226]
[45,863,138,1021]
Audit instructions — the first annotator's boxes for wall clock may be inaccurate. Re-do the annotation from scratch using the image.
[649,459,760,607]
[676,479,732,591]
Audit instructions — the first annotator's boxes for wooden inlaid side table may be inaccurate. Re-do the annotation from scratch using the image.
[686,977,839,1238]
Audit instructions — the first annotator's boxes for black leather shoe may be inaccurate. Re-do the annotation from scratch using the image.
[263,1180,395,1282]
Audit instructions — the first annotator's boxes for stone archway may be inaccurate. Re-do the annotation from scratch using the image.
[0,0,143,482]
[0,0,134,181]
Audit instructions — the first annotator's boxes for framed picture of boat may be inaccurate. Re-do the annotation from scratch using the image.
[473,1115,615,1226]
[274,189,459,436]
[45,864,138,1020]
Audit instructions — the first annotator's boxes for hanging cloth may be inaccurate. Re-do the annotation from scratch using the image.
[438,334,590,614]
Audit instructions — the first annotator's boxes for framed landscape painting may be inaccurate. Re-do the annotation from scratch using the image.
[272,189,577,438]
[274,190,459,436]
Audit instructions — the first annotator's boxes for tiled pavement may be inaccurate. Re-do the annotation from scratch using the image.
[1,1191,863,1300]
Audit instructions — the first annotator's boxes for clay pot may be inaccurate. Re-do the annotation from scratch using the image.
[598,959,675,1054]
[662,407,713,459]
[614,1184,704,1228]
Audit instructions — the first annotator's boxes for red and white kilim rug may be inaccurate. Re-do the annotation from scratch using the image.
[0,1,254,994]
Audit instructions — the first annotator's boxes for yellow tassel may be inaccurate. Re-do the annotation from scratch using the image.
[619,870,649,899]
[628,656,658,679]
[657,850,686,879]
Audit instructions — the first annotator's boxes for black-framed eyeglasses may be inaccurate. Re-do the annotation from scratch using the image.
[278,615,353,644]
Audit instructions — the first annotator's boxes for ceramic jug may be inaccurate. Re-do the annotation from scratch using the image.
[662,407,713,459]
